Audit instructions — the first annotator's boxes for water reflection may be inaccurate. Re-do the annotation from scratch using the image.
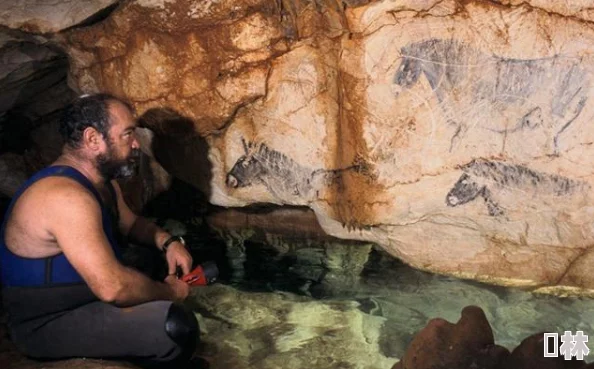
[165,207,593,363]
[353,252,593,353]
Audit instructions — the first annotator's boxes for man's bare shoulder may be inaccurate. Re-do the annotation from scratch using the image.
[15,175,100,219]
[5,175,102,257]
[30,175,94,198]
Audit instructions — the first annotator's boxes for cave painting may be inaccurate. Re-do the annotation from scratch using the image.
[226,139,360,201]
[445,159,590,216]
[393,39,590,154]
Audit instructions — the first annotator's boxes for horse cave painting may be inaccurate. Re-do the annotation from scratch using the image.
[224,39,593,224]
[445,159,590,217]
[393,39,590,154]
[226,139,362,202]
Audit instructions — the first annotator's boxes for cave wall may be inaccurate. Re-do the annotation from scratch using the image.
[3,0,594,295]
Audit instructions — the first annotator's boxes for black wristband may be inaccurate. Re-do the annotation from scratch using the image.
[162,235,185,253]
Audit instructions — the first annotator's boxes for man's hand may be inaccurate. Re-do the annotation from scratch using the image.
[164,275,190,303]
[165,242,193,276]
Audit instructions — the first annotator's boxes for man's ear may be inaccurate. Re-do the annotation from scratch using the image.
[82,127,103,150]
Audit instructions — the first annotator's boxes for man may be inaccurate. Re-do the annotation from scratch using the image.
[0,94,200,367]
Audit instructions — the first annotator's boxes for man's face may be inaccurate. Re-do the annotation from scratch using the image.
[96,101,140,180]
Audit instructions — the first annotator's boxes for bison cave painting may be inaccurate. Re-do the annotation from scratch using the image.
[446,159,590,216]
[226,139,361,202]
[393,39,590,154]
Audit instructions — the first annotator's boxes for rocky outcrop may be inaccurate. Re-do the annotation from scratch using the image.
[0,153,28,197]
[0,35,73,156]
[393,306,509,369]
[393,305,593,369]
[0,0,119,33]
[48,0,594,295]
[493,0,594,23]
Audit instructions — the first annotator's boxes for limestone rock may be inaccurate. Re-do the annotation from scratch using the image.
[0,31,74,159]
[0,0,119,33]
[0,39,68,117]
[0,153,28,197]
[494,0,594,23]
[61,0,594,294]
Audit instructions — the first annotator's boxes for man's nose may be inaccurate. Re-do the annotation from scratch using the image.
[131,135,140,149]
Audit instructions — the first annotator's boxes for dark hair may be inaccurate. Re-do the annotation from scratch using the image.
[59,93,133,148]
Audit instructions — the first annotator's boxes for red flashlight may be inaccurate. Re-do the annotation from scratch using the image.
[181,261,218,286]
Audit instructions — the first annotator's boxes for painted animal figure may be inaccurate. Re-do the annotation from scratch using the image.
[445,159,590,216]
[393,39,590,154]
[226,139,360,202]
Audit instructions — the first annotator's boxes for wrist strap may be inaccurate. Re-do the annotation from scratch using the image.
[161,235,185,253]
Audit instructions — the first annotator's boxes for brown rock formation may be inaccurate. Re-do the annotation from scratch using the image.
[392,305,509,369]
[392,306,592,369]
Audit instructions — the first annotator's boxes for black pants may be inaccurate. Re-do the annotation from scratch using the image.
[8,299,197,366]
[3,245,198,366]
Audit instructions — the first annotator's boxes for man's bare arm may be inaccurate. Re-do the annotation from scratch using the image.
[113,181,192,274]
[113,181,173,250]
[48,181,189,306]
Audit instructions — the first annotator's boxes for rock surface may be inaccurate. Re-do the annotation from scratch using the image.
[0,0,119,33]
[45,0,594,294]
[0,34,72,155]
[393,306,509,369]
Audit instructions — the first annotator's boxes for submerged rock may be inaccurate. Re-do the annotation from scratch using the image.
[188,283,397,369]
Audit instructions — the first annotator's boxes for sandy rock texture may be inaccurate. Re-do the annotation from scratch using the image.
[51,0,594,294]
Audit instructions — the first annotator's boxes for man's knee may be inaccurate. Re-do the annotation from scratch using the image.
[165,303,199,349]
[139,302,200,365]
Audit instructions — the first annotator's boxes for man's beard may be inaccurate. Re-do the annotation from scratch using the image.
[96,145,140,180]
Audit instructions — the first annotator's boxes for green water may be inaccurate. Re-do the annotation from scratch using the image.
[151,200,593,365]
[235,247,594,357]
[354,253,594,354]
[182,226,594,362]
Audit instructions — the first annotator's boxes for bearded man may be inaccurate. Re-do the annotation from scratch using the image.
[0,94,200,367]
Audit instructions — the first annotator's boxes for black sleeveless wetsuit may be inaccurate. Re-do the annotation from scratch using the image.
[0,166,192,364]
